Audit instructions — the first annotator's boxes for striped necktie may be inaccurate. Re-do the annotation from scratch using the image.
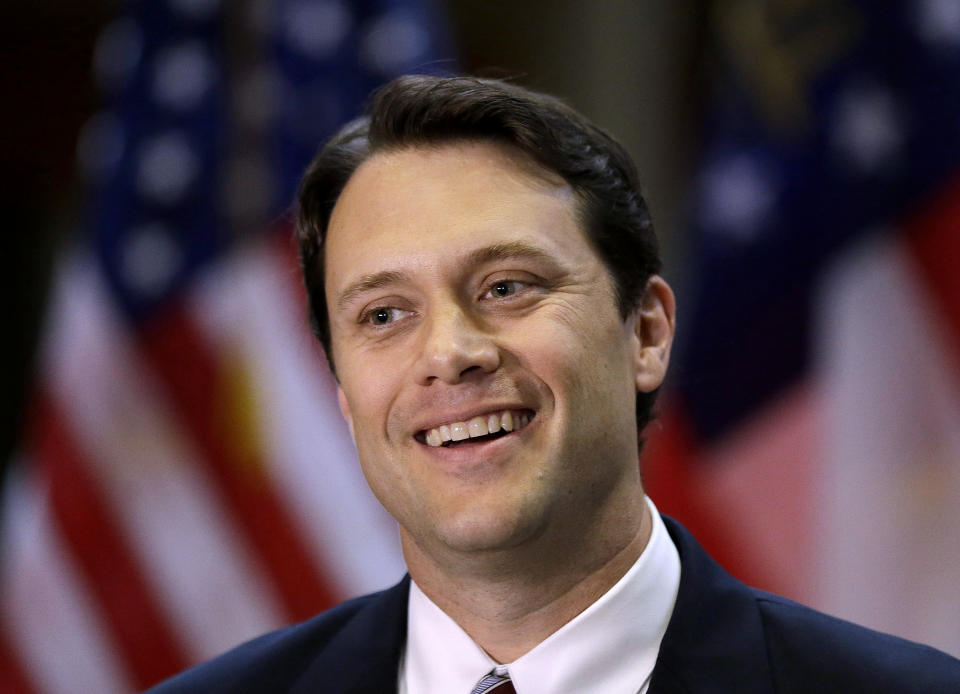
[470,671,517,694]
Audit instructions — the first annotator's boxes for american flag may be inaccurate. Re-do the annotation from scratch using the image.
[0,1,451,692]
[646,0,960,657]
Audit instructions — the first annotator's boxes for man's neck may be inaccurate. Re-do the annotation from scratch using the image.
[402,495,652,663]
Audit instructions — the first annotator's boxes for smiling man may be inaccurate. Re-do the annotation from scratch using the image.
[323,139,673,683]
[149,76,960,693]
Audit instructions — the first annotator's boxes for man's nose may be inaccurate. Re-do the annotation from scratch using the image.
[415,304,500,385]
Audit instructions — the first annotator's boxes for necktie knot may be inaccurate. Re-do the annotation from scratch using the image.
[470,670,516,694]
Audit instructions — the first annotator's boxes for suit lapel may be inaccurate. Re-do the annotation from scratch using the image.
[284,519,776,693]
[291,576,410,694]
[649,517,775,694]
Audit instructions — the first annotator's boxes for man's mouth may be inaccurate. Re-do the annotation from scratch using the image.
[415,409,536,448]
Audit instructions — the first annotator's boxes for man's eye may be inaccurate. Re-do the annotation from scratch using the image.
[365,307,406,325]
[486,280,525,299]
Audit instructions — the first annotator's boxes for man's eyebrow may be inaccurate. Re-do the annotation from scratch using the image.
[465,241,561,268]
[336,270,408,311]
[336,243,561,312]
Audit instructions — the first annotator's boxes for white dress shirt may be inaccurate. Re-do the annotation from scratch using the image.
[398,497,681,694]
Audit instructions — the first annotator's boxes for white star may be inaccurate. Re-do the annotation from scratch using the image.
[121,223,182,299]
[916,0,960,48]
[360,9,429,76]
[152,42,214,111]
[830,84,903,175]
[136,132,199,206]
[699,153,777,242]
[282,1,352,59]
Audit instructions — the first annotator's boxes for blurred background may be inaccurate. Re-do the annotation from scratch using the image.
[2,1,959,691]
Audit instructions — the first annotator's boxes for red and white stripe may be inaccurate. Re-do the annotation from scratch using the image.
[2,463,133,694]
[647,178,960,658]
[1,236,406,692]
[812,183,960,655]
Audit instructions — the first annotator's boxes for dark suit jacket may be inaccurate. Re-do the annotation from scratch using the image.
[146,517,960,693]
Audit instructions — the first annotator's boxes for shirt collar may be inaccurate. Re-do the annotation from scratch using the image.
[400,497,681,694]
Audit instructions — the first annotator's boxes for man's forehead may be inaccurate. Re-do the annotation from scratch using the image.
[338,140,568,203]
[324,141,580,268]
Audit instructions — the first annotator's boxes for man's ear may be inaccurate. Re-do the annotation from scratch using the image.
[337,386,356,439]
[630,275,676,393]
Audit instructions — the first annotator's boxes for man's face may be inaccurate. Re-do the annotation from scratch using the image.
[324,141,672,562]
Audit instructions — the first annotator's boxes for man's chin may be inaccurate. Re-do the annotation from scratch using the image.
[403,505,545,562]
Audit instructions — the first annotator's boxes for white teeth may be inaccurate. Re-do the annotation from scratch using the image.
[468,416,488,437]
[422,410,532,447]
[450,422,469,441]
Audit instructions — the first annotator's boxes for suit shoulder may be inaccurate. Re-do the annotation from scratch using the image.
[144,590,393,694]
[753,590,960,692]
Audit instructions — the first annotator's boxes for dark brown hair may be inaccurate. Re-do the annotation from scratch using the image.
[297,75,662,433]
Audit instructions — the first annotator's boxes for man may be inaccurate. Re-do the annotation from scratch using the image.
[148,75,960,693]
